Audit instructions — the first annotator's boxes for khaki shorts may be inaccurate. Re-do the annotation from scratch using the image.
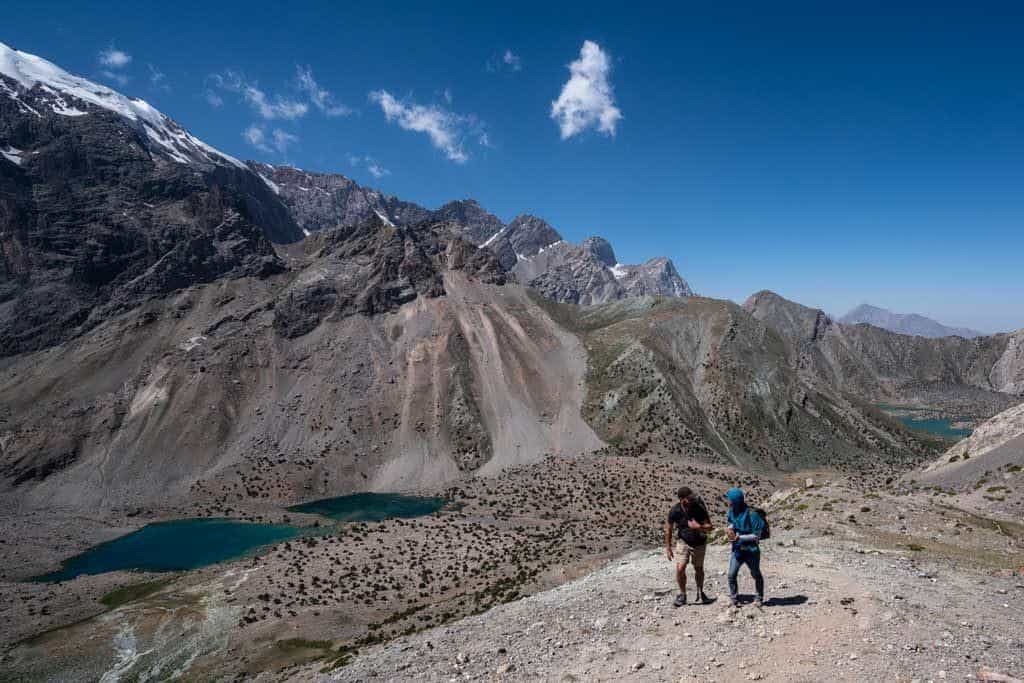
[674,541,706,569]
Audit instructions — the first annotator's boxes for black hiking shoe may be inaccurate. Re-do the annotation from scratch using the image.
[729,595,739,608]
[674,593,687,607]
[755,596,765,608]
[697,590,711,604]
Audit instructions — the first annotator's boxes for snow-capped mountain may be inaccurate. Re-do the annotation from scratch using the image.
[1,43,300,355]
[0,41,243,169]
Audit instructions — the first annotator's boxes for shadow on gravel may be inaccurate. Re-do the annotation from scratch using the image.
[731,594,809,607]
[762,595,808,607]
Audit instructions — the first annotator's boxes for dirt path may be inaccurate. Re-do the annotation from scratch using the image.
[306,531,1024,682]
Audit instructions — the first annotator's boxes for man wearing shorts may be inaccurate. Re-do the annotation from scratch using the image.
[665,486,714,606]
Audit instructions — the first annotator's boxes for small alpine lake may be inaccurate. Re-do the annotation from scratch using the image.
[34,518,303,583]
[34,492,446,582]
[876,404,973,439]
[286,491,446,521]
[896,416,972,439]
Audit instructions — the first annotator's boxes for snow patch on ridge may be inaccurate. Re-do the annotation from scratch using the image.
[481,226,507,248]
[1,146,23,165]
[536,240,563,255]
[374,209,395,227]
[258,173,281,195]
[610,263,629,280]
[0,41,245,169]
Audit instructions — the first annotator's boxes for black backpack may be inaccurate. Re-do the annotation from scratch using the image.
[752,507,771,540]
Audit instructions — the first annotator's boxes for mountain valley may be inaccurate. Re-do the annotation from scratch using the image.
[0,42,1022,682]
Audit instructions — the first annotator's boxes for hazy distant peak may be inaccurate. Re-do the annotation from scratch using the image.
[840,303,983,339]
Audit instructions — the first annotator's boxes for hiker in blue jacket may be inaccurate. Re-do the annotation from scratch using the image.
[725,487,766,607]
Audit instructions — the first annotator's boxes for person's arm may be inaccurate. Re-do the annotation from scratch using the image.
[687,508,713,531]
[737,511,765,543]
[664,520,674,560]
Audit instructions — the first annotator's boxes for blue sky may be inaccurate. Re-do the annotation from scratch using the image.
[5,1,1023,332]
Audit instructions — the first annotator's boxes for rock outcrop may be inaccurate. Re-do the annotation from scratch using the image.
[247,162,429,234]
[744,290,1024,409]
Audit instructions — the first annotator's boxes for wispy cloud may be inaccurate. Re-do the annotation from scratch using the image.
[487,48,522,73]
[100,70,129,86]
[369,90,487,163]
[503,49,521,71]
[295,65,350,117]
[550,40,622,139]
[347,153,390,178]
[209,70,308,120]
[244,124,299,154]
[148,64,170,92]
[98,46,132,69]
[205,90,224,108]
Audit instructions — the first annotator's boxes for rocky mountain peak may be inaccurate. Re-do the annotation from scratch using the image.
[616,256,694,298]
[432,199,504,244]
[581,236,616,267]
[483,214,563,270]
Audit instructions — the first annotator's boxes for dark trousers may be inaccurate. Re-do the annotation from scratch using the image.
[728,548,764,599]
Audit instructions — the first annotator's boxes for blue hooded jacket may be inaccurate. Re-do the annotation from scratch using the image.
[726,488,765,553]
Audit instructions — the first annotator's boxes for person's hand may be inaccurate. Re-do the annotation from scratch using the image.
[688,519,702,530]
[665,546,674,561]
[727,529,738,542]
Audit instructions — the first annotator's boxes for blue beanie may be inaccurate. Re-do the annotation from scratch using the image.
[725,488,745,505]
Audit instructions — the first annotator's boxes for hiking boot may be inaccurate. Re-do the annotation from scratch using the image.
[729,595,739,608]
[755,596,765,608]
[674,593,687,607]
[697,590,711,604]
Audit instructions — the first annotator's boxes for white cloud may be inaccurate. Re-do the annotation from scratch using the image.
[550,40,622,139]
[210,71,308,120]
[503,49,522,71]
[205,90,224,108]
[369,90,477,163]
[295,65,350,117]
[98,46,132,68]
[244,124,298,154]
[100,70,129,86]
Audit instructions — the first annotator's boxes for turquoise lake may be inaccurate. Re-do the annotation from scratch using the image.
[897,416,972,439]
[35,493,445,583]
[287,491,445,521]
[35,518,302,583]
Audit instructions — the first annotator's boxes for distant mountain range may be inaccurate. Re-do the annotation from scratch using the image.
[254,163,694,305]
[840,304,983,339]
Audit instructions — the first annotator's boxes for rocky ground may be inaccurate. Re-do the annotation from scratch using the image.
[0,452,769,681]
[305,480,1024,683]
[4,461,1023,682]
